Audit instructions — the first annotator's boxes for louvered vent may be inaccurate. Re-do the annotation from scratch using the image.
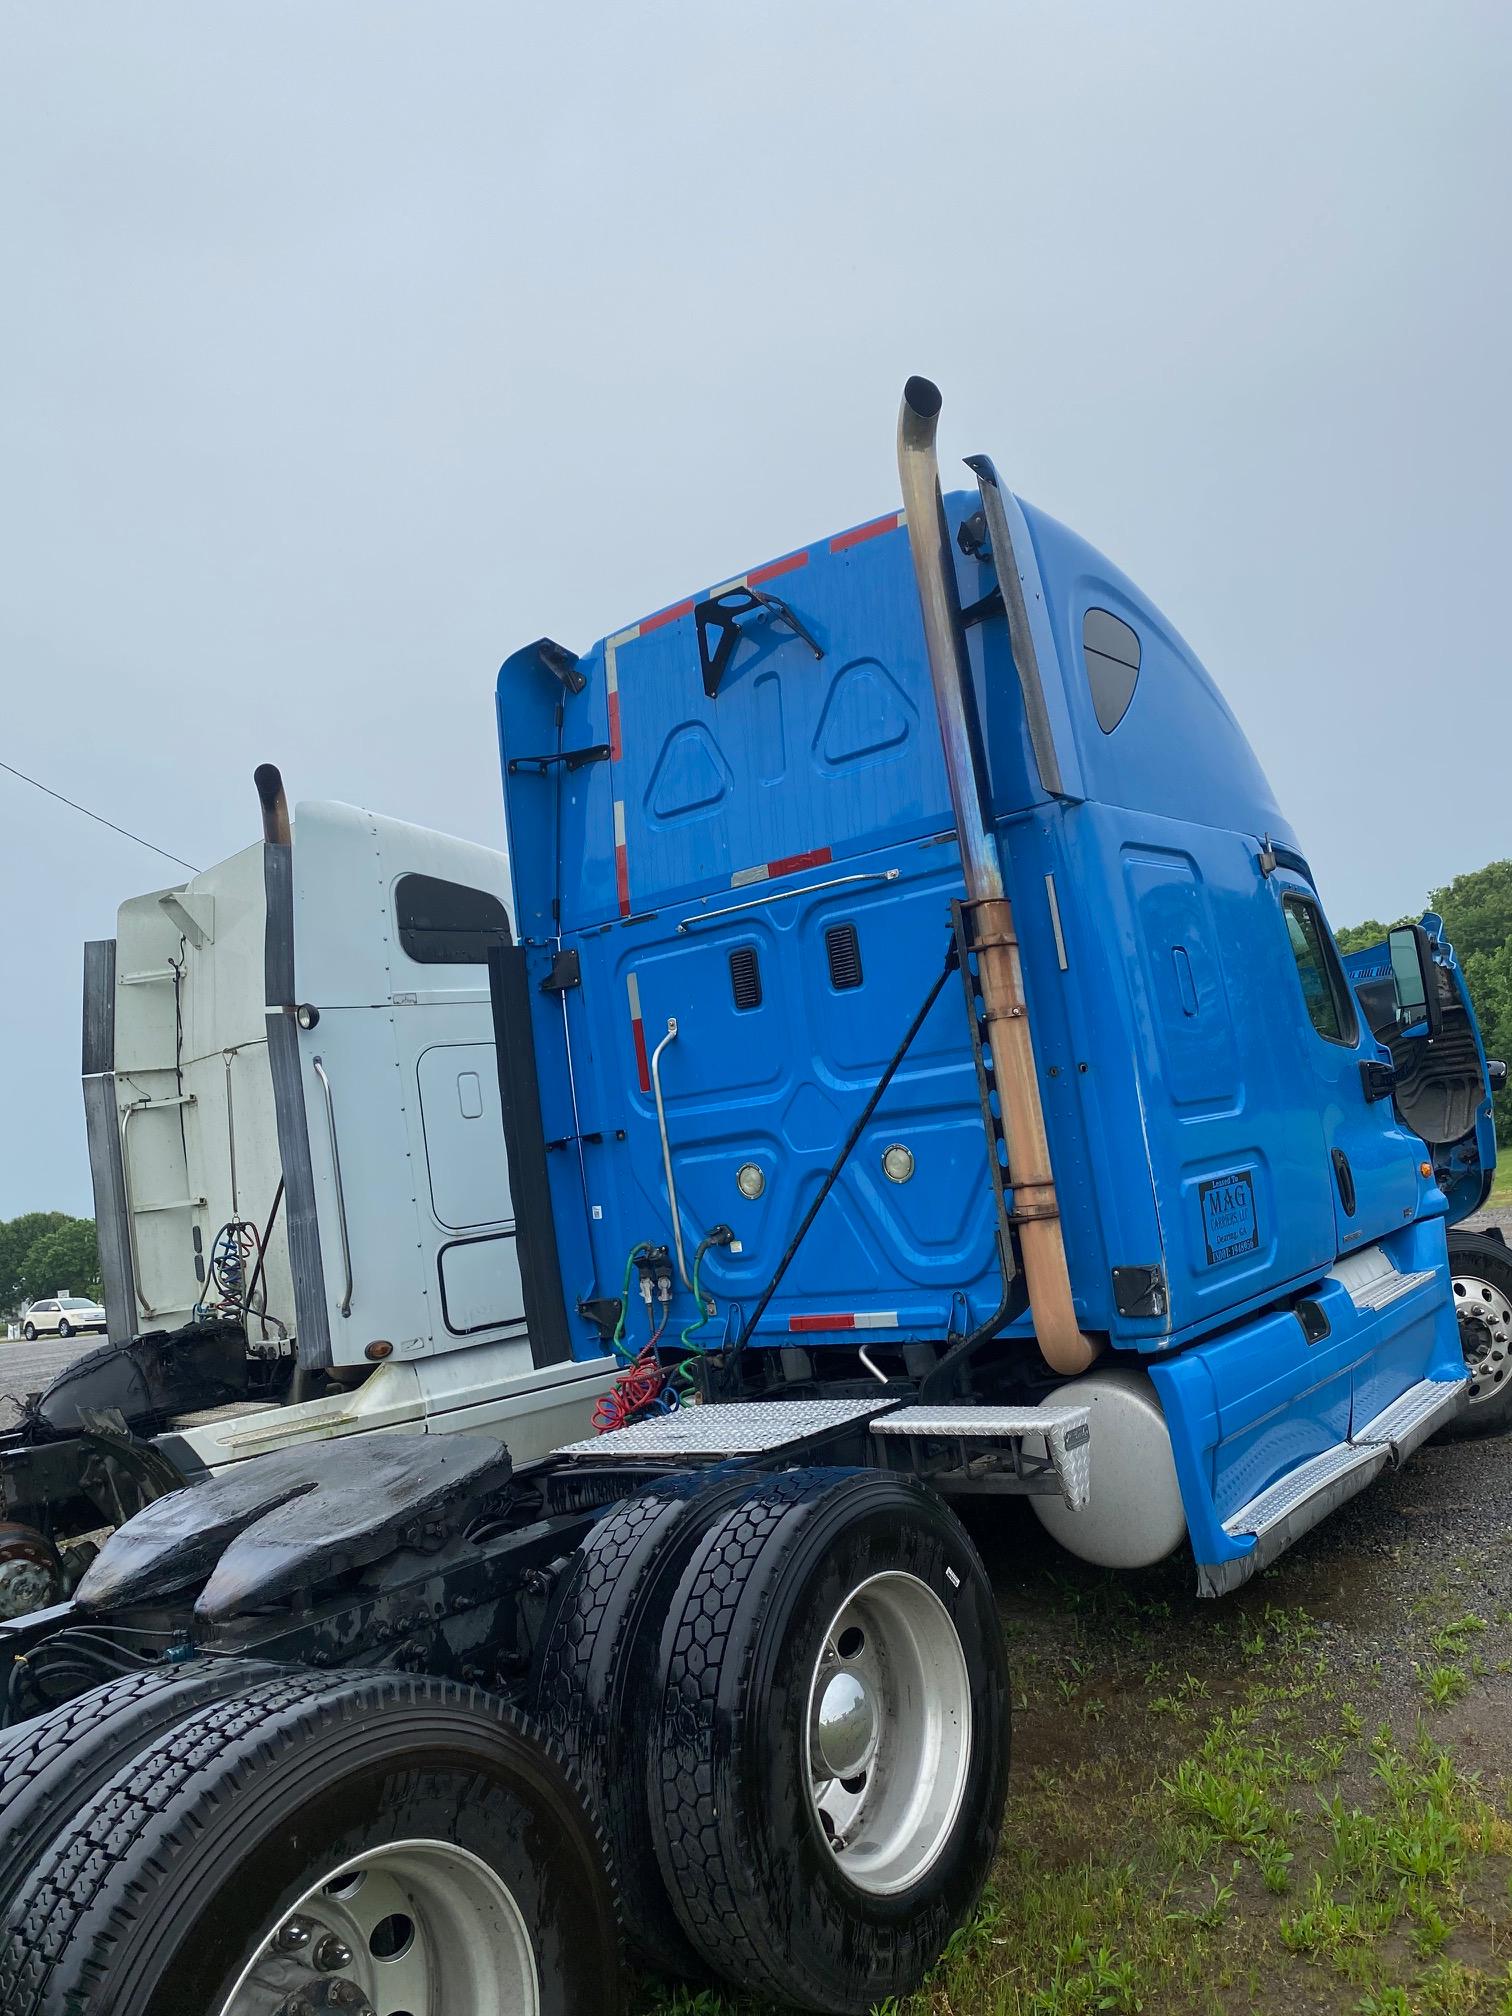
[825,923,863,990]
[729,945,763,1011]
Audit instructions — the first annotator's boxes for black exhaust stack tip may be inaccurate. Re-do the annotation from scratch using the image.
[254,764,291,847]
[903,376,943,421]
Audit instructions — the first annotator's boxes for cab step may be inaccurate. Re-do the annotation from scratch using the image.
[1202,1374,1467,1596]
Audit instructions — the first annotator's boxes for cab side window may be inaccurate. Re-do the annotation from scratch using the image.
[394,875,511,966]
[1283,894,1357,1046]
[1083,609,1141,733]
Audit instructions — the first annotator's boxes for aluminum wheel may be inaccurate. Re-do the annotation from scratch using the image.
[1454,1270,1512,1406]
[804,1569,971,1897]
[218,1837,540,2016]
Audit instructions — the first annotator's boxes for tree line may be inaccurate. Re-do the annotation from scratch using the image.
[1336,857,1511,1146]
[0,1213,101,1319]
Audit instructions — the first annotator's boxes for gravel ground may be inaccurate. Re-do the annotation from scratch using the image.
[0,1333,96,1431]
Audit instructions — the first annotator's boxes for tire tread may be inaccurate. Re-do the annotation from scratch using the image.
[0,1668,620,2016]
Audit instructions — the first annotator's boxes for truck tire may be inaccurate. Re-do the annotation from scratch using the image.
[649,1467,1010,2013]
[1441,1230,1512,1439]
[530,1468,765,1978]
[0,1668,623,2016]
[0,1659,281,1914]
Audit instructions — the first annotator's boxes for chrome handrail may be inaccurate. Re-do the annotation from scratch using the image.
[224,1050,239,1217]
[675,869,899,933]
[311,1058,353,1317]
[649,1018,691,1288]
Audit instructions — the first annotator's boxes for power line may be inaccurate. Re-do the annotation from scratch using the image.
[0,758,201,874]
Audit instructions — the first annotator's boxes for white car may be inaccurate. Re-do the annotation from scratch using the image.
[20,1296,107,1341]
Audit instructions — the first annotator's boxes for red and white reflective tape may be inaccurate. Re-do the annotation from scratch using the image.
[604,627,636,764]
[613,798,631,917]
[828,509,904,553]
[626,969,650,1093]
[705,545,812,603]
[747,547,809,588]
[787,1310,900,1334]
[605,627,638,909]
[638,595,696,635]
[729,844,832,890]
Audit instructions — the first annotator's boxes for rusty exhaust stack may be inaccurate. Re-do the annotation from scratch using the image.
[254,764,291,847]
[896,377,1097,1376]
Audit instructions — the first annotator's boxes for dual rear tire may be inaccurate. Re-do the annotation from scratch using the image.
[532,1465,1010,2013]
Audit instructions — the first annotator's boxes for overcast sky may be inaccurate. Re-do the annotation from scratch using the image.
[2,2,1508,1218]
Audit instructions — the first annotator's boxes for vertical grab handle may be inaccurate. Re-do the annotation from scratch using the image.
[311,1057,353,1316]
[649,1018,692,1289]
[119,1101,155,1319]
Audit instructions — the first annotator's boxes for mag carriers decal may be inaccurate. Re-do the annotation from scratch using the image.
[1199,1170,1259,1266]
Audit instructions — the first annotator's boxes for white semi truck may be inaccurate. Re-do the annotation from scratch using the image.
[0,775,610,1616]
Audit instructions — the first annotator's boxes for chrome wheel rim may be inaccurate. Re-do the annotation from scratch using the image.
[218,1837,540,2016]
[1454,1271,1512,1406]
[804,1569,972,1896]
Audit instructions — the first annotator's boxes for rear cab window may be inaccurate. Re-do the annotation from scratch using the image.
[1283,893,1358,1046]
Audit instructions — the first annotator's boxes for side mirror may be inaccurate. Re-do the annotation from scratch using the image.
[1387,924,1443,1039]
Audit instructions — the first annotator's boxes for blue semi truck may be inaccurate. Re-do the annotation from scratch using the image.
[0,380,1503,2016]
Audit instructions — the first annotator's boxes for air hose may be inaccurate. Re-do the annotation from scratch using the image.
[674,1226,734,1401]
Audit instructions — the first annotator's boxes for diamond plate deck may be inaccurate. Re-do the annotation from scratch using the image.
[553,1397,891,1460]
[868,1405,1082,1437]
[870,1403,1093,1510]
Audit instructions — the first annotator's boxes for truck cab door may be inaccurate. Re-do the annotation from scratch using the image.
[267,801,525,1372]
[1272,872,1420,1256]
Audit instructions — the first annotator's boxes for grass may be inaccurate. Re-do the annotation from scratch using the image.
[636,1547,1512,2016]
[1489,1163,1512,1209]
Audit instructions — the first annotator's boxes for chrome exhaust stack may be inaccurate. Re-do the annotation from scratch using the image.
[896,378,1097,1376]
[254,763,291,847]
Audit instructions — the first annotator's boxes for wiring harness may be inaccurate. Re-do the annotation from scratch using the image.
[591,1227,734,1434]
[200,1220,259,1320]
[592,1243,675,1434]
[194,1180,288,1340]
